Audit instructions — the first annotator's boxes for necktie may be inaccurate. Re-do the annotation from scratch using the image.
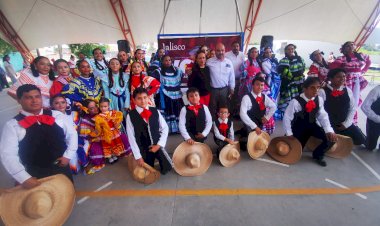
[331,89,344,97]
[256,96,266,111]
[219,122,229,137]
[188,104,202,116]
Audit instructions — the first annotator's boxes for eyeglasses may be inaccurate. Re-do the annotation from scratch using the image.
[218,112,229,115]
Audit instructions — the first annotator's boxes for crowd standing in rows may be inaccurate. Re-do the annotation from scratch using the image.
[0,40,379,189]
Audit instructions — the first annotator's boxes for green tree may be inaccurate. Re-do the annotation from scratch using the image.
[68,43,107,58]
[0,38,16,56]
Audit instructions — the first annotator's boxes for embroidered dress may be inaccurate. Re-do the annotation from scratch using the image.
[78,114,105,173]
[130,74,160,109]
[159,66,184,134]
[277,55,306,119]
[50,74,72,97]
[238,59,261,102]
[61,75,103,107]
[126,59,149,74]
[9,68,53,108]
[330,53,370,123]
[307,62,329,84]
[91,110,126,158]
[89,59,108,80]
[102,72,130,115]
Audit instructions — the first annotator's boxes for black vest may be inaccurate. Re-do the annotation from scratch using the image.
[371,96,380,115]
[214,118,232,139]
[15,110,67,168]
[247,93,266,129]
[292,96,320,127]
[324,87,350,126]
[129,107,161,153]
[185,105,206,139]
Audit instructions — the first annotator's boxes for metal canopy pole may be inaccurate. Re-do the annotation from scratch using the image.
[243,0,263,54]
[354,0,380,50]
[159,0,172,34]
[0,10,34,63]
[234,0,243,32]
[109,0,136,51]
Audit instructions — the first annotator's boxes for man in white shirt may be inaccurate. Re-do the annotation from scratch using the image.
[225,41,245,116]
[0,84,78,189]
[206,43,235,119]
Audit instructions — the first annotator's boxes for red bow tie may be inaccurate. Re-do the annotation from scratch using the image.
[256,96,266,111]
[140,109,152,122]
[188,104,202,116]
[218,122,229,137]
[331,89,344,97]
[305,100,317,113]
[18,115,55,129]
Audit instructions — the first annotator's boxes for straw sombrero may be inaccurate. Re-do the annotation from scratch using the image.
[173,141,213,176]
[219,142,241,167]
[127,155,160,184]
[305,135,353,159]
[266,136,302,164]
[247,132,271,159]
[0,174,75,226]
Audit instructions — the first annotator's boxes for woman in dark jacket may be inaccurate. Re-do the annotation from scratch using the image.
[187,51,211,105]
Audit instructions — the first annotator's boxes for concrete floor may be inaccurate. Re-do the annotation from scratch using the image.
[0,84,379,226]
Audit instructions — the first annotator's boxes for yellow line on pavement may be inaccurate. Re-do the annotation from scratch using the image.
[75,184,380,197]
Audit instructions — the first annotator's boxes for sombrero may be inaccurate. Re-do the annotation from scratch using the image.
[247,132,270,159]
[0,174,75,226]
[305,135,353,159]
[266,136,302,164]
[219,142,241,167]
[173,141,213,176]
[127,155,160,185]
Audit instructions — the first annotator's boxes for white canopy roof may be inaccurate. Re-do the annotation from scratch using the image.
[0,0,377,49]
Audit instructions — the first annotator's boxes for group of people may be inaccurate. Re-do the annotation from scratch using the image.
[0,40,379,189]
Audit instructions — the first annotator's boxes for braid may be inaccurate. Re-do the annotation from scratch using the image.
[119,68,125,87]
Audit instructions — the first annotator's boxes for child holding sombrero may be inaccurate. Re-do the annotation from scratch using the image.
[213,104,235,157]
[126,87,172,175]
[239,76,276,149]
[318,68,366,146]
[283,77,338,166]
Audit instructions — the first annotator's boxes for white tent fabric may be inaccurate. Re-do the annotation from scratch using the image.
[0,0,377,49]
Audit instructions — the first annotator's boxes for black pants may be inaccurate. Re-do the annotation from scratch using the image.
[366,119,380,150]
[214,138,228,157]
[209,87,230,120]
[293,123,334,160]
[26,164,73,182]
[334,124,366,145]
[143,149,172,175]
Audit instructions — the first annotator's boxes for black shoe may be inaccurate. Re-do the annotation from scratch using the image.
[314,158,327,167]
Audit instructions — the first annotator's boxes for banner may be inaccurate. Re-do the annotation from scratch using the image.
[157,32,244,72]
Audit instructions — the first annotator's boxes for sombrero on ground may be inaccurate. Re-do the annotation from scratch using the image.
[127,155,160,185]
[266,136,302,164]
[247,132,270,159]
[173,141,213,176]
[0,174,75,226]
[306,135,353,159]
[219,142,241,167]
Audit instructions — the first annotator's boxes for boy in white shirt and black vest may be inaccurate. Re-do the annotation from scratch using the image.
[0,84,78,189]
[213,105,235,157]
[361,85,380,151]
[319,68,366,145]
[283,77,338,166]
[126,87,172,174]
[179,87,212,144]
[239,76,276,148]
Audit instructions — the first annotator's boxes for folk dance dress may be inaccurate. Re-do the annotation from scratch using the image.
[130,73,160,109]
[91,110,126,159]
[101,72,130,115]
[277,56,306,119]
[50,74,72,97]
[159,65,184,134]
[89,59,108,80]
[307,62,329,85]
